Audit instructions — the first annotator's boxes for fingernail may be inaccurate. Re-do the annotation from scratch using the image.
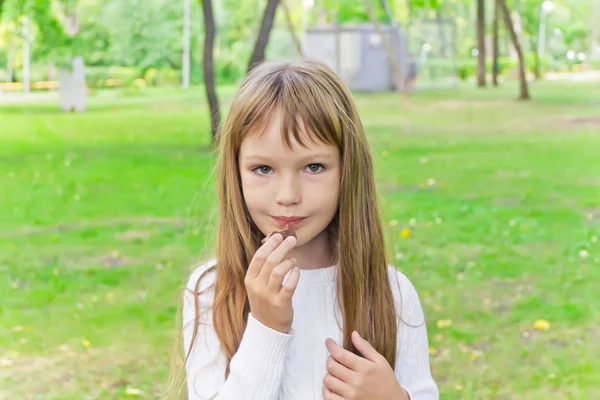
[273,233,283,241]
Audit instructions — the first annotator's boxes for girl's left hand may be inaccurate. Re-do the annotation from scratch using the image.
[322,331,408,400]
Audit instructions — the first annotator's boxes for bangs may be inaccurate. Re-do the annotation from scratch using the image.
[238,66,345,151]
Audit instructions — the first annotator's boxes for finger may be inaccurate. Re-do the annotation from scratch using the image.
[257,235,297,283]
[325,338,365,371]
[323,373,351,399]
[267,258,297,292]
[326,355,356,383]
[351,331,387,364]
[280,265,300,299]
[322,386,344,400]
[247,233,283,279]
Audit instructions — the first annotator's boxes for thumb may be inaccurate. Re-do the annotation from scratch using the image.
[352,331,384,364]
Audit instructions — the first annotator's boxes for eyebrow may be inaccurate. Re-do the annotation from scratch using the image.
[243,153,334,162]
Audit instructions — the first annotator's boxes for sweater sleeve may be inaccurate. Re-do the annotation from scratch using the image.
[390,267,440,400]
[182,261,295,400]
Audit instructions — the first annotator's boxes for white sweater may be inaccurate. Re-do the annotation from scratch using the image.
[183,260,439,400]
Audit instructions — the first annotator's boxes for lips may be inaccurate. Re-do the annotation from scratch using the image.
[272,216,306,229]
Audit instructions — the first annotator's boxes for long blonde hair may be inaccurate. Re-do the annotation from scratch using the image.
[171,60,398,396]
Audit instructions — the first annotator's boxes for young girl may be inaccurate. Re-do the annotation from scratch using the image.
[179,60,438,399]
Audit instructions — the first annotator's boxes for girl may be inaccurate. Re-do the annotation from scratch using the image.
[178,60,438,399]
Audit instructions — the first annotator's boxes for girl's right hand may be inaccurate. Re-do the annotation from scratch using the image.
[245,233,301,334]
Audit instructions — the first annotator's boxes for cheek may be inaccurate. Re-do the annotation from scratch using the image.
[240,172,270,213]
[309,176,340,213]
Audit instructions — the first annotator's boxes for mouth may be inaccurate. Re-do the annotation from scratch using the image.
[272,216,307,229]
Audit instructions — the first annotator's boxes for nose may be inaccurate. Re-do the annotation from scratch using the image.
[274,173,301,206]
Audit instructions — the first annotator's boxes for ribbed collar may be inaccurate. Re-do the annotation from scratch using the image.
[298,264,337,283]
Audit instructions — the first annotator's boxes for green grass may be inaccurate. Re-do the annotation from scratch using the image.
[1,81,599,399]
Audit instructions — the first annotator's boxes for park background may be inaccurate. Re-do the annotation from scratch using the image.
[1,0,599,398]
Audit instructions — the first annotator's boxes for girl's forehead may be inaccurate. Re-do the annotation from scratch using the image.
[240,109,335,155]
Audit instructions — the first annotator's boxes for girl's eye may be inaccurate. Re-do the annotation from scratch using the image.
[306,164,325,173]
[255,166,273,175]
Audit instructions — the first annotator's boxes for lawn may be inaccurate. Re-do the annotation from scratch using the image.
[1,81,599,399]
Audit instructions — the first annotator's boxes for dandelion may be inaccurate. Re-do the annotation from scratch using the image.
[533,319,550,331]
[436,319,453,328]
[429,347,437,356]
[81,339,91,348]
[400,228,411,239]
[579,250,589,259]
[125,387,144,396]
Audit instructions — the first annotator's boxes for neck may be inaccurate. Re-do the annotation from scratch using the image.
[287,227,335,270]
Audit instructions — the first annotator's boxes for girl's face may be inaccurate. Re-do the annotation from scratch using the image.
[238,110,341,246]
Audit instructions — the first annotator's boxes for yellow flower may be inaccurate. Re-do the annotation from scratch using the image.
[400,228,411,239]
[81,339,91,348]
[125,387,144,396]
[455,384,463,391]
[53,269,59,276]
[533,319,550,331]
[429,347,437,356]
[436,319,453,328]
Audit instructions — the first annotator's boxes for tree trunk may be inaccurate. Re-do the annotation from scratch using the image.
[248,0,280,73]
[201,0,221,142]
[363,0,405,96]
[477,0,486,87]
[498,0,530,100]
[492,0,499,86]
[280,0,303,57]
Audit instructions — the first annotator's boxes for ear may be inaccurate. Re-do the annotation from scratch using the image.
[351,331,385,364]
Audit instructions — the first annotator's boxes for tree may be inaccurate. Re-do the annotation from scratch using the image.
[280,0,302,57]
[492,0,499,86]
[247,0,279,73]
[201,0,220,142]
[476,0,486,87]
[498,0,530,100]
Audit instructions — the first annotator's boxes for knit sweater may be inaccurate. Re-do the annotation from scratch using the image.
[183,260,439,400]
